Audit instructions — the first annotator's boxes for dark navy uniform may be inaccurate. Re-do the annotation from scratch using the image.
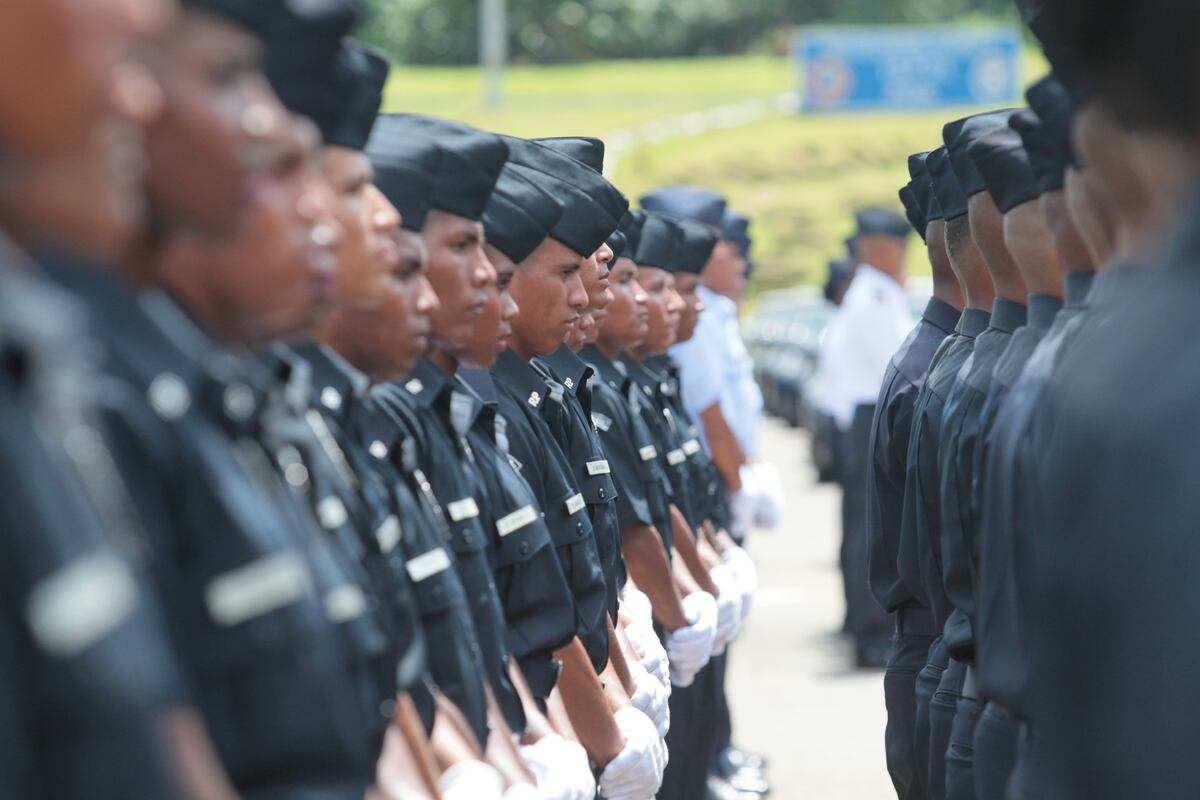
[370,359,523,742]
[867,294,961,800]
[490,349,612,673]
[457,367,579,701]
[537,344,628,620]
[937,298,1025,800]
[0,263,178,799]
[42,263,381,798]
[898,306,990,798]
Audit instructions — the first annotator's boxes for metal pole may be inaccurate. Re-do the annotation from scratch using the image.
[480,0,507,110]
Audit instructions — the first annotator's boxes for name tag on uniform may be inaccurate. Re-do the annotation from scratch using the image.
[639,445,658,462]
[26,553,138,658]
[682,439,702,456]
[375,515,402,553]
[206,552,311,628]
[591,412,612,432]
[566,493,587,515]
[446,497,480,522]
[497,505,538,537]
[324,584,367,623]
[586,459,611,476]
[406,548,452,582]
[667,449,686,466]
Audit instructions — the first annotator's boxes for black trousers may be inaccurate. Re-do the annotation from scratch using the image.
[914,637,949,795]
[886,624,938,799]
[973,702,1019,800]
[711,649,732,765]
[928,657,966,800]
[1004,722,1036,800]
[841,404,891,647]
[660,662,719,800]
[946,694,982,800]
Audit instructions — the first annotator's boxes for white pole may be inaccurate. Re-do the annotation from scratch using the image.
[480,0,507,110]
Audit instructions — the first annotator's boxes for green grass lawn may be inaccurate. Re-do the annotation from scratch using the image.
[384,51,1048,293]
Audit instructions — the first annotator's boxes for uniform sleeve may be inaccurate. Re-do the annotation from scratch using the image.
[592,395,654,528]
[671,313,725,417]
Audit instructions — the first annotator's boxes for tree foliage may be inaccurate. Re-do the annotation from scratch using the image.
[357,0,1015,65]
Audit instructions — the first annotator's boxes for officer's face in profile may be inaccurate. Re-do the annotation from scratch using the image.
[142,10,293,239]
[0,0,169,160]
[584,242,615,330]
[508,236,589,357]
[321,147,398,309]
[329,228,438,379]
[597,256,648,352]
[701,239,747,300]
[156,139,343,344]
[463,244,520,368]
[421,209,493,353]
[637,266,682,354]
[674,272,705,344]
[1039,190,1095,271]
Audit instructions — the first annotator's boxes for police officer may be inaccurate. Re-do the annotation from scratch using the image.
[815,206,914,667]
[866,158,964,800]
[901,145,995,799]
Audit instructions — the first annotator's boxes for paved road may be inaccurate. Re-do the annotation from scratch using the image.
[726,417,894,799]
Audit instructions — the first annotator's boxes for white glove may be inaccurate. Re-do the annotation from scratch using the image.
[664,592,718,687]
[439,760,506,800]
[750,462,783,530]
[598,707,665,799]
[709,565,743,653]
[520,734,596,800]
[621,587,654,625]
[722,546,758,621]
[729,472,756,537]
[624,619,670,691]
[629,661,671,739]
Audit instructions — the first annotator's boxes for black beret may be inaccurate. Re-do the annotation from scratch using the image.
[634,212,679,270]
[533,137,606,174]
[618,210,647,259]
[261,2,361,135]
[482,166,563,264]
[968,126,1040,214]
[1025,74,1076,177]
[181,0,285,36]
[855,207,910,239]
[375,115,508,222]
[365,127,441,232]
[824,259,853,302]
[929,146,969,221]
[606,230,628,263]
[671,218,719,275]
[899,184,927,242]
[943,110,1020,199]
[720,210,752,259]
[1007,109,1062,197]
[639,187,727,229]
[502,137,629,256]
[322,42,389,150]
[908,150,943,223]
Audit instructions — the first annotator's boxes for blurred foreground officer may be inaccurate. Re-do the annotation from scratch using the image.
[815,207,913,667]
[867,162,963,800]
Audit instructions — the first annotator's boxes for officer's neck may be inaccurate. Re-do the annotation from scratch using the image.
[429,347,458,375]
[593,338,625,362]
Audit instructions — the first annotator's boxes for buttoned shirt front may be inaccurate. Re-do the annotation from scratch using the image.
[814,265,915,430]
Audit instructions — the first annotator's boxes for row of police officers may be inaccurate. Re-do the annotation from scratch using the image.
[0,0,779,798]
[862,1,1200,799]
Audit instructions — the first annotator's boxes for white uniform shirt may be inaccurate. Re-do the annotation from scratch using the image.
[813,264,914,430]
[669,285,765,456]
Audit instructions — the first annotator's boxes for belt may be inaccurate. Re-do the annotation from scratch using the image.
[961,664,978,699]
[896,606,940,637]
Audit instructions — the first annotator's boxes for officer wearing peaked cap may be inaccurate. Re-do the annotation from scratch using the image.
[814,206,913,668]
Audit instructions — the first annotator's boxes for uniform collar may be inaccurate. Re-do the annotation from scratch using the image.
[492,348,551,410]
[1088,263,1143,307]
[538,344,592,394]
[988,297,1027,334]
[1026,293,1063,330]
[922,296,961,335]
[292,341,370,417]
[579,343,628,389]
[403,357,453,410]
[1063,271,1095,307]
[457,366,499,408]
[957,306,991,338]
